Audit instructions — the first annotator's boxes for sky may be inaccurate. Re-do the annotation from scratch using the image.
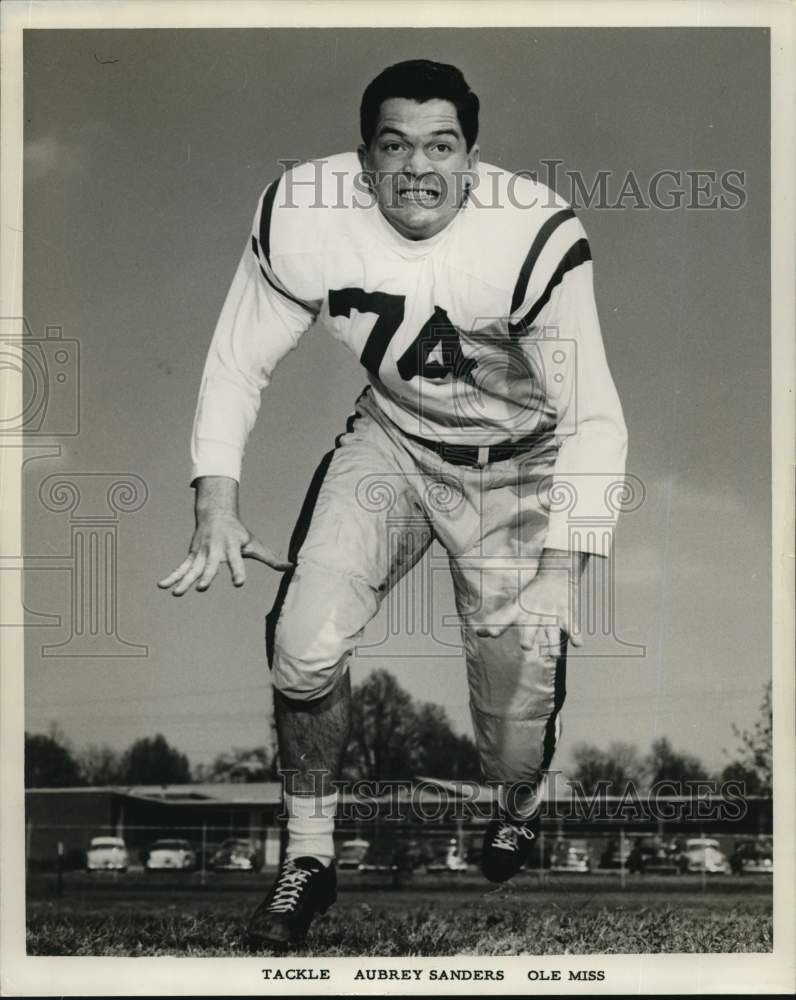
[19,27,771,776]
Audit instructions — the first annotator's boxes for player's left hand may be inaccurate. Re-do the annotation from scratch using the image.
[473,559,584,658]
[513,570,582,657]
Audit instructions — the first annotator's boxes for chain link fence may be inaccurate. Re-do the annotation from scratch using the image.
[25,818,773,896]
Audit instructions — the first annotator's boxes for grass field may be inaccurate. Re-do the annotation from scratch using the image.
[27,871,772,957]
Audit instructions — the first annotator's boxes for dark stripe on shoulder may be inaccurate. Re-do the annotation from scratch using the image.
[258,178,280,265]
[509,238,592,334]
[510,208,575,316]
[253,178,315,314]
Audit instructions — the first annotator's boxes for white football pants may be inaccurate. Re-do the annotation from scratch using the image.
[266,388,567,799]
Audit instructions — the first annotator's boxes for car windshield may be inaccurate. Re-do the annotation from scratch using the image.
[740,841,771,853]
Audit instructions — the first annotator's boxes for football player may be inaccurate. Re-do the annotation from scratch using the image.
[160,59,627,948]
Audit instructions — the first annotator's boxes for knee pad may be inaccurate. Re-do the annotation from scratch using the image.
[268,561,377,701]
[271,623,351,702]
[463,627,566,721]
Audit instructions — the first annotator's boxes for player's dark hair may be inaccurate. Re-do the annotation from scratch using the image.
[360,59,479,151]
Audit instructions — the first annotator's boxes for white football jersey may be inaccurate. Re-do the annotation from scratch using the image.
[191,153,628,553]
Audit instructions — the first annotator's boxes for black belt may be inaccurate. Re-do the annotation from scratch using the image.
[400,428,545,468]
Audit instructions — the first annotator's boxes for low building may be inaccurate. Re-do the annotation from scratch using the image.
[25,782,283,869]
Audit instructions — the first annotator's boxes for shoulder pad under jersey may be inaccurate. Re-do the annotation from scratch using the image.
[249,152,364,311]
[465,163,592,333]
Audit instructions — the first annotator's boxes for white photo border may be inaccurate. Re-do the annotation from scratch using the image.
[1,1,793,995]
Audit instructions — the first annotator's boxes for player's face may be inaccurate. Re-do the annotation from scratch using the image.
[358,98,479,241]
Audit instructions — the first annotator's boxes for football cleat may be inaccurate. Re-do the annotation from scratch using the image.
[481,815,540,883]
[244,856,337,950]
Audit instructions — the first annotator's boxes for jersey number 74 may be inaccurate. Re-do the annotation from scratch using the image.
[329,287,478,385]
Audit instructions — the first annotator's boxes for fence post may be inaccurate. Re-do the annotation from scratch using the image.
[279,817,288,866]
[619,826,626,889]
[200,824,207,886]
[56,841,64,898]
[538,827,546,882]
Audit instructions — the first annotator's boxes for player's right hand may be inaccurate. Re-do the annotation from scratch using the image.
[157,512,293,596]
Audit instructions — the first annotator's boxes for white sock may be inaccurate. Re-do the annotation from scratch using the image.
[284,792,337,867]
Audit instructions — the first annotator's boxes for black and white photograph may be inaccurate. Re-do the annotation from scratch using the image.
[1,1,793,995]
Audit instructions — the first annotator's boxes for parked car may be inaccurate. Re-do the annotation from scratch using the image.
[729,838,773,875]
[338,838,370,870]
[86,836,129,872]
[626,836,681,874]
[145,838,196,872]
[549,837,594,873]
[357,841,401,873]
[397,838,428,874]
[192,840,222,871]
[675,838,730,874]
[599,837,634,869]
[355,840,419,887]
[426,838,469,873]
[209,838,262,872]
[524,836,556,871]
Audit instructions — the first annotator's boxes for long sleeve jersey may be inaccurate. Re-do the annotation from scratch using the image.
[191,154,628,556]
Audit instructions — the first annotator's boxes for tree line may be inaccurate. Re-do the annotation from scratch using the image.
[25,673,772,796]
